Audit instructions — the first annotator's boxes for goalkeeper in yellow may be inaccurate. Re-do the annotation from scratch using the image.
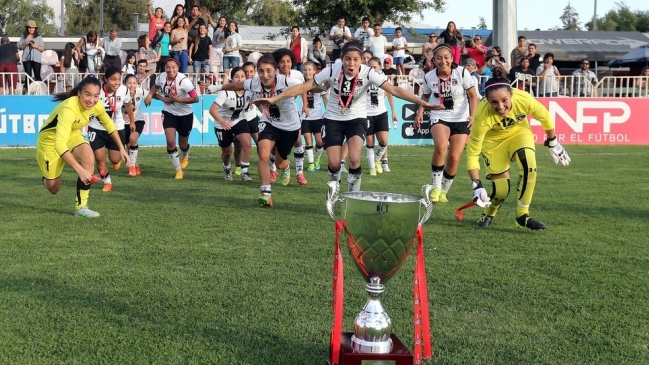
[466,68,571,230]
[36,76,129,218]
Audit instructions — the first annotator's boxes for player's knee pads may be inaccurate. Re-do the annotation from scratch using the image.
[489,178,510,203]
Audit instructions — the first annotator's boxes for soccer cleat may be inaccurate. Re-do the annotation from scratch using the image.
[225,171,233,181]
[476,214,493,228]
[429,188,441,202]
[128,166,137,177]
[314,157,321,170]
[135,166,141,175]
[235,166,242,176]
[269,170,277,182]
[75,206,101,218]
[515,214,547,230]
[439,193,449,203]
[180,156,189,169]
[102,183,113,192]
[369,168,377,176]
[112,161,121,170]
[375,161,383,174]
[381,163,391,172]
[307,163,316,172]
[175,170,184,180]
[258,193,273,207]
[281,169,291,186]
[296,173,308,185]
[340,162,348,173]
[240,172,252,182]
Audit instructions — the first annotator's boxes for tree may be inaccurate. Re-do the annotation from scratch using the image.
[560,2,581,30]
[477,16,488,30]
[289,0,446,37]
[64,0,148,36]
[229,0,298,26]
[584,2,649,32]
[0,0,56,37]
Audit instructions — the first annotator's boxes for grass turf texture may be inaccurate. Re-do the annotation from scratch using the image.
[1,145,648,365]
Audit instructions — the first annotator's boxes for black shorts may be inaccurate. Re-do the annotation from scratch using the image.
[124,121,145,142]
[432,119,470,136]
[258,122,300,160]
[88,127,125,151]
[215,121,251,148]
[162,110,194,137]
[247,117,260,134]
[367,112,390,135]
[322,118,367,148]
[301,118,324,135]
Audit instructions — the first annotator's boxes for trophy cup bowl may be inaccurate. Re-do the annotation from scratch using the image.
[327,183,433,363]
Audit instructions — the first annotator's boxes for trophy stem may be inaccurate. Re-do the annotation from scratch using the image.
[351,277,393,354]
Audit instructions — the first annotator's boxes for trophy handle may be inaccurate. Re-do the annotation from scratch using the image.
[326,181,342,220]
[419,184,434,223]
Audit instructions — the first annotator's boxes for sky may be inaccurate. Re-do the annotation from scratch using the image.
[419,0,647,31]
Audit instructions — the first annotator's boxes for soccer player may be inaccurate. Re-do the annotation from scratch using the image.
[208,53,303,206]
[232,61,260,176]
[252,40,443,193]
[36,76,129,217]
[301,61,327,172]
[144,57,199,179]
[209,67,254,182]
[467,68,571,230]
[88,67,134,193]
[365,56,397,175]
[123,74,146,177]
[414,44,479,203]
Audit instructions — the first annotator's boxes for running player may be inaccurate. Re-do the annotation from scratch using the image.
[365,56,397,175]
[253,40,443,193]
[209,53,303,206]
[467,67,571,230]
[209,66,254,182]
[414,44,479,203]
[123,74,146,177]
[36,76,129,217]
[87,67,134,192]
[232,61,260,176]
[301,61,327,172]
[144,57,199,179]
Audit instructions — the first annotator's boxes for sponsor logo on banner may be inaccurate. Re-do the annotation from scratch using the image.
[530,98,649,145]
[401,122,433,140]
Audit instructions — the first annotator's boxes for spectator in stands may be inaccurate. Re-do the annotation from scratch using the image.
[527,43,542,72]
[383,57,397,84]
[170,4,188,28]
[486,46,509,74]
[391,27,408,75]
[138,34,159,86]
[509,57,535,94]
[189,23,212,75]
[570,58,598,97]
[536,52,561,97]
[463,58,481,96]
[439,21,463,65]
[637,66,649,95]
[102,29,123,70]
[0,36,19,95]
[329,16,352,61]
[76,30,104,74]
[510,36,528,68]
[60,42,80,92]
[354,17,374,50]
[206,14,227,72]
[187,4,206,45]
[421,33,437,72]
[222,21,243,78]
[155,22,172,73]
[369,24,388,63]
[308,37,327,69]
[466,34,487,74]
[147,2,165,44]
[18,20,45,82]
[122,52,137,75]
[285,26,308,72]
[171,17,190,73]
[136,59,154,91]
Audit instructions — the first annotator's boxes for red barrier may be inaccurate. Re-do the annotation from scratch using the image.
[530,98,649,145]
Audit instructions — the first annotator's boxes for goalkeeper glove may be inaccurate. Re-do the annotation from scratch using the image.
[544,136,571,166]
[472,179,491,208]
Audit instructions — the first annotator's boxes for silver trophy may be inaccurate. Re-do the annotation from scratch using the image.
[327,182,434,357]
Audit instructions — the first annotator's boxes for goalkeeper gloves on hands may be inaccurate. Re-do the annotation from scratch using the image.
[544,136,571,166]
[472,179,491,208]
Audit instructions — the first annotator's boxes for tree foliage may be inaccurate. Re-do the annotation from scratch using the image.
[0,0,56,37]
[560,2,581,30]
[64,0,148,36]
[229,0,298,26]
[585,2,649,32]
[477,16,488,30]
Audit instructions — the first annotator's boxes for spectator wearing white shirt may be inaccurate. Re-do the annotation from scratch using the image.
[354,17,374,50]
[391,27,408,75]
[329,16,352,61]
[368,24,388,62]
[102,29,123,70]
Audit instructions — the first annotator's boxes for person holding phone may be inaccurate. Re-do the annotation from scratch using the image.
[18,20,45,82]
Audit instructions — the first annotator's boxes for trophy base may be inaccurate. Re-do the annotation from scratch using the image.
[330,332,413,365]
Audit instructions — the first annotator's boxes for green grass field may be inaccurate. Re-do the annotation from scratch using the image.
[1,145,648,365]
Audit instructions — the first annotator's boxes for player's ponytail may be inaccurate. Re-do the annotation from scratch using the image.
[484,67,512,97]
[52,75,101,102]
